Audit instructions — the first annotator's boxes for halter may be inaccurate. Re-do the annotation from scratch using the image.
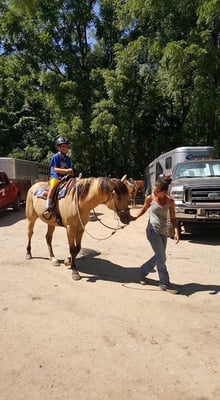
[104,189,130,215]
[75,185,128,240]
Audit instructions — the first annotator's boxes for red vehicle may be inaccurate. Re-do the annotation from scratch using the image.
[0,171,21,211]
[0,157,49,202]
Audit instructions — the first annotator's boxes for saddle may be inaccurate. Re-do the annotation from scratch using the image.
[34,175,76,226]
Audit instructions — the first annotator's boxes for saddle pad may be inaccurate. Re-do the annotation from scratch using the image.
[34,185,68,200]
[34,187,48,199]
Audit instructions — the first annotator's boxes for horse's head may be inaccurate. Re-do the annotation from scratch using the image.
[106,178,132,224]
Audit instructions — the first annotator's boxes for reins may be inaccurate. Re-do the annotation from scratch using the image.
[75,184,127,241]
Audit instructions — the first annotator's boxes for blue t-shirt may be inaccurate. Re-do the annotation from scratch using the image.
[50,152,73,179]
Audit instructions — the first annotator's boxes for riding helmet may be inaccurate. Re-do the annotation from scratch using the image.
[55,137,69,147]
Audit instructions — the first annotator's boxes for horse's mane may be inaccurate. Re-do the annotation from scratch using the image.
[66,178,92,199]
[66,177,128,200]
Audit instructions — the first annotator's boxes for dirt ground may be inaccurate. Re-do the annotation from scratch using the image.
[0,202,220,400]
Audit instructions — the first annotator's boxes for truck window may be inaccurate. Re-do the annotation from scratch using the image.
[173,161,220,178]
[212,163,220,175]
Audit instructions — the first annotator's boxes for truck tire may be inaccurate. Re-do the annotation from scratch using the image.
[12,196,21,211]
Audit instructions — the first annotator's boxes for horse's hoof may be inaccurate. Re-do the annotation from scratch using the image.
[72,271,81,280]
[26,254,32,260]
[64,257,71,266]
[51,258,60,267]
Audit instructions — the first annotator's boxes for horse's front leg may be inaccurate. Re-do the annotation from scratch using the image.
[45,225,60,266]
[65,225,83,280]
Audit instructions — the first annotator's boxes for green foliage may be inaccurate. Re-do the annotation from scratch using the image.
[0,0,219,178]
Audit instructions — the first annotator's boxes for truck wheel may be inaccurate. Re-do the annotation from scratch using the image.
[12,196,21,211]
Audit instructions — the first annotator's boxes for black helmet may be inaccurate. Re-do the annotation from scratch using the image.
[55,137,69,147]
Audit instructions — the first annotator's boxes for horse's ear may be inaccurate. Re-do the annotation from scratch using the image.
[121,174,127,182]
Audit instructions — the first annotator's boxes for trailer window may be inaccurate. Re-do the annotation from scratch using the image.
[156,161,163,178]
[165,157,172,170]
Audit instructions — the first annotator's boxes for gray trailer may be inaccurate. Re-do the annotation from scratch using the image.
[0,158,48,201]
[145,146,215,194]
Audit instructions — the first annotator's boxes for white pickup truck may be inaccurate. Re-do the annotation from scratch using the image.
[169,159,220,235]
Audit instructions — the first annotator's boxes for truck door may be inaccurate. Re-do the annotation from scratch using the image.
[0,173,16,209]
[0,181,7,208]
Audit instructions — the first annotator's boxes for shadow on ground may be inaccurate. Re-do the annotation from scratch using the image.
[28,247,220,297]
[0,205,26,226]
[71,248,220,297]
[180,225,220,246]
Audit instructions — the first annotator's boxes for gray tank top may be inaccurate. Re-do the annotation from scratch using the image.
[149,197,170,235]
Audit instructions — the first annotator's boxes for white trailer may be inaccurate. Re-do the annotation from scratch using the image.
[0,158,49,201]
[145,146,215,194]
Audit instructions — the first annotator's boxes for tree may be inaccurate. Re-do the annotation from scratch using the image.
[116,0,220,156]
[0,0,219,177]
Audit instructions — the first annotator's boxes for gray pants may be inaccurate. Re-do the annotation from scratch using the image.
[140,223,170,286]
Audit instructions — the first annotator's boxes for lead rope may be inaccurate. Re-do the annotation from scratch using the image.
[75,186,125,241]
[91,207,126,231]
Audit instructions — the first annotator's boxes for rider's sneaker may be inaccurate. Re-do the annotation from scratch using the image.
[42,207,53,219]
[159,283,179,294]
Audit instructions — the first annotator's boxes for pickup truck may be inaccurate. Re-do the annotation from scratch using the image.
[168,159,220,236]
[0,171,21,211]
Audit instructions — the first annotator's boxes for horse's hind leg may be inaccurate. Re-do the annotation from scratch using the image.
[26,216,37,259]
[45,225,60,266]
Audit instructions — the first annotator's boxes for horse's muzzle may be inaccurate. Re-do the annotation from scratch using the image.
[117,208,131,225]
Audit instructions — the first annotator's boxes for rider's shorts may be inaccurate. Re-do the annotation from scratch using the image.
[49,177,61,188]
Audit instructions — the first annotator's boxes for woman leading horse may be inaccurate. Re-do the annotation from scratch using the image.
[25,176,132,280]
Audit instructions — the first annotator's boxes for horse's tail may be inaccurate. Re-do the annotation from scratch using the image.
[25,185,36,219]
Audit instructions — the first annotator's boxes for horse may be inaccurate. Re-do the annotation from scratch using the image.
[121,176,145,207]
[133,180,145,205]
[25,176,133,280]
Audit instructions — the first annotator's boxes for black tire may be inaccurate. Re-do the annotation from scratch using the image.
[12,196,21,211]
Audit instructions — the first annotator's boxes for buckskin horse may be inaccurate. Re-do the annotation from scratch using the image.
[25,176,132,280]
[121,175,145,207]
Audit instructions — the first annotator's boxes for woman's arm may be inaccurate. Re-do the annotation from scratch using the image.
[131,195,152,220]
[169,198,180,243]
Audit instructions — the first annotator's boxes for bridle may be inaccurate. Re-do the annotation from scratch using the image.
[75,185,129,240]
[110,190,130,221]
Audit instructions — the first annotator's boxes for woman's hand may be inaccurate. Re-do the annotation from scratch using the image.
[174,228,180,244]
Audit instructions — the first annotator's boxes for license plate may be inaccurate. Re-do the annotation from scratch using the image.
[205,211,220,219]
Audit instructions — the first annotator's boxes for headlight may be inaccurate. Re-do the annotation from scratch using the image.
[170,186,184,200]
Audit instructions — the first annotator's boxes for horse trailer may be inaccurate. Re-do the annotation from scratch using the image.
[144,146,215,194]
[0,157,49,201]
